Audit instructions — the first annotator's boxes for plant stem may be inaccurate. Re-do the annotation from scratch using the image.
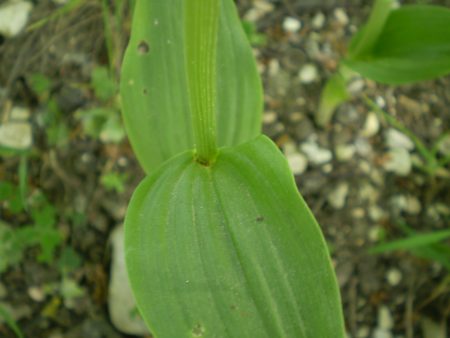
[185,0,220,165]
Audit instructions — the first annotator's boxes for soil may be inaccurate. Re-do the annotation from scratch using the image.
[0,0,449,337]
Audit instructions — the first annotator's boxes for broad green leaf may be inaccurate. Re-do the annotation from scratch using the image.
[120,0,262,173]
[125,135,345,338]
[345,5,450,84]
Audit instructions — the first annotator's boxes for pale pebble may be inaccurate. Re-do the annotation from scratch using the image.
[282,17,301,33]
[0,1,33,37]
[298,63,319,84]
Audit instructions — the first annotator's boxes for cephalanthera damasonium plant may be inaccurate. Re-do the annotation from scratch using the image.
[120,0,345,337]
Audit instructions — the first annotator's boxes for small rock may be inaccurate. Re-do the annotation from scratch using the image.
[347,78,365,94]
[301,139,332,165]
[437,134,450,156]
[355,137,373,157]
[352,208,365,219]
[28,286,46,302]
[328,182,349,209]
[298,63,319,84]
[0,121,32,150]
[378,306,394,330]
[244,0,274,22]
[10,106,30,121]
[335,144,356,162]
[109,226,149,335]
[286,152,308,175]
[376,96,386,108]
[386,268,402,286]
[383,148,412,176]
[263,111,277,124]
[373,328,392,338]
[398,95,428,115]
[334,8,349,26]
[0,1,33,37]
[385,128,414,150]
[369,206,386,222]
[282,17,301,33]
[356,326,370,338]
[312,12,326,29]
[361,112,380,137]
[391,195,421,215]
[268,59,280,77]
[368,226,384,242]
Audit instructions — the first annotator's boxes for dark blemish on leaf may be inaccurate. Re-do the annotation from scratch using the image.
[256,216,264,222]
[143,88,148,95]
[230,304,237,310]
[137,40,149,55]
[191,323,205,337]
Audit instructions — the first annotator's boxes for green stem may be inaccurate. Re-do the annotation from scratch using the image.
[184,0,219,165]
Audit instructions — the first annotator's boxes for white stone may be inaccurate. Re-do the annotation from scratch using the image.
[437,134,450,156]
[361,112,380,137]
[287,152,308,175]
[0,121,32,150]
[109,226,149,336]
[263,111,277,124]
[357,326,370,338]
[28,286,45,302]
[405,195,421,214]
[369,206,386,222]
[385,129,414,151]
[0,1,33,37]
[376,96,386,108]
[378,306,394,330]
[10,106,30,121]
[312,12,326,29]
[347,78,365,94]
[268,59,280,76]
[282,17,302,33]
[355,137,373,157]
[390,194,421,215]
[383,148,412,176]
[244,0,274,22]
[301,139,332,165]
[386,268,402,286]
[328,182,349,209]
[298,63,319,84]
[373,328,392,338]
[335,144,356,162]
[334,8,349,26]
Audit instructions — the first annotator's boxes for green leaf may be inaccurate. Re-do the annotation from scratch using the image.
[316,72,350,127]
[120,0,262,173]
[345,5,450,84]
[125,135,345,338]
[347,0,394,59]
[369,229,450,254]
[0,304,24,338]
[91,66,117,101]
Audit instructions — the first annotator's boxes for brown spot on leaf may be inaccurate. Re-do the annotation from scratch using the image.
[137,40,149,55]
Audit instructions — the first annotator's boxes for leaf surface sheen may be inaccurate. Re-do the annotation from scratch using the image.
[120,0,262,173]
[125,136,345,338]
